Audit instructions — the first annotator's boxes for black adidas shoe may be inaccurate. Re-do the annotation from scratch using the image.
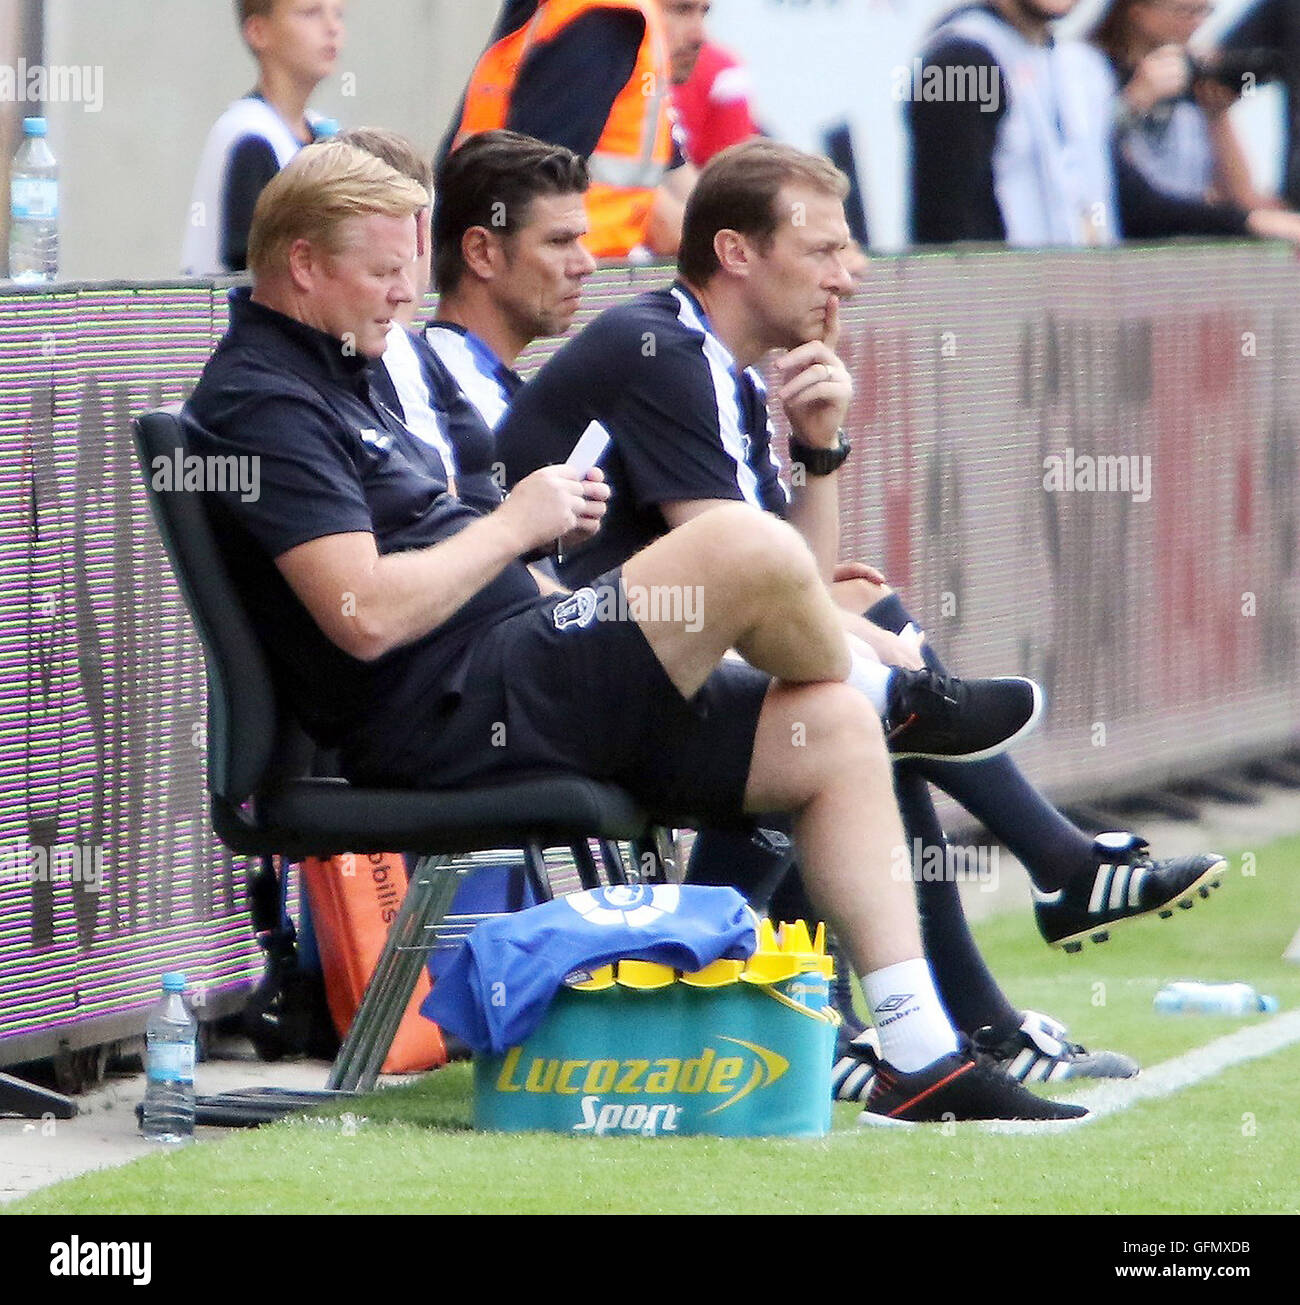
[973,1011,1139,1083]
[884,668,1043,763]
[832,1026,881,1102]
[859,1044,1089,1126]
[1034,833,1227,952]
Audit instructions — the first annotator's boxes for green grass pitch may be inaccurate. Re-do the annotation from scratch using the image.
[8,835,1300,1215]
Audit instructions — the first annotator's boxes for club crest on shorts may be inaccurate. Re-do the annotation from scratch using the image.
[552,587,599,631]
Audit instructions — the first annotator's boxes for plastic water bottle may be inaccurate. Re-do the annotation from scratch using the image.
[8,117,58,283]
[1154,981,1279,1016]
[142,972,197,1143]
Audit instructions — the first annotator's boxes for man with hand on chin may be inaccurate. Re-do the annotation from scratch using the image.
[497,139,1225,1095]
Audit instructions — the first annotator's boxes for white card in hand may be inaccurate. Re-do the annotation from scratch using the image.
[564,420,611,476]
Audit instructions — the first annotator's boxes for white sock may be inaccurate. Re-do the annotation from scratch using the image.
[862,958,960,1072]
[845,651,894,715]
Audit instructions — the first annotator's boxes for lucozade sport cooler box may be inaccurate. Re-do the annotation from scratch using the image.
[473,921,837,1138]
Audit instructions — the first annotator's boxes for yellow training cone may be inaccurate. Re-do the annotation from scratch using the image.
[779,919,814,955]
[680,958,747,987]
[740,951,801,984]
[616,960,677,989]
[567,964,616,991]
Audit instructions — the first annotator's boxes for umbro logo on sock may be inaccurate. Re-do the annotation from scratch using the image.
[875,992,914,1013]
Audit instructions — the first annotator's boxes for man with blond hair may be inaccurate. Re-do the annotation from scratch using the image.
[182,140,1086,1124]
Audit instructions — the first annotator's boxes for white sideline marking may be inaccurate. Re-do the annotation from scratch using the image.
[836,1012,1300,1136]
[975,1009,1300,1135]
[1068,1008,1300,1121]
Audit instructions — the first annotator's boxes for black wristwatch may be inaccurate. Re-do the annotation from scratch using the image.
[788,430,852,476]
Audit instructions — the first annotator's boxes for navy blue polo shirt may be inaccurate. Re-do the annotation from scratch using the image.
[496,283,789,585]
[183,289,545,775]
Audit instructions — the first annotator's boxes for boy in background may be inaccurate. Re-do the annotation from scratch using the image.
[182,0,345,275]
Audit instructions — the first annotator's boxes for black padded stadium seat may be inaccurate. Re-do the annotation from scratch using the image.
[132,406,666,1099]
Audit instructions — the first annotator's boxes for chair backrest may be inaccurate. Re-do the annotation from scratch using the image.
[132,406,312,818]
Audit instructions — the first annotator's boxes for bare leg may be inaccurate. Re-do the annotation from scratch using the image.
[620,506,920,975]
[743,681,921,973]
[621,505,852,698]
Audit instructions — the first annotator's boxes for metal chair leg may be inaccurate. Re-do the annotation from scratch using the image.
[598,840,627,885]
[522,841,553,902]
[327,853,463,1093]
[570,839,602,890]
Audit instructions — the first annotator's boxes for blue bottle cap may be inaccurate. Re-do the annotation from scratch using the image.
[162,972,187,991]
[313,118,340,140]
[22,117,47,136]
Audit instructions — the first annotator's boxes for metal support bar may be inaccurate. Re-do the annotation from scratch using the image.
[522,841,553,902]
[570,839,601,891]
[598,840,627,885]
[326,853,463,1094]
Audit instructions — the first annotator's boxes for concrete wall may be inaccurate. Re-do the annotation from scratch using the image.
[41,0,494,280]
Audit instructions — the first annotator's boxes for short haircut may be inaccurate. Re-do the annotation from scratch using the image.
[236,1,276,28]
[247,141,429,280]
[433,130,590,293]
[1088,0,1141,64]
[678,140,849,286]
[336,126,433,192]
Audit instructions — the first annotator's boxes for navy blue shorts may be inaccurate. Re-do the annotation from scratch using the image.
[366,569,771,826]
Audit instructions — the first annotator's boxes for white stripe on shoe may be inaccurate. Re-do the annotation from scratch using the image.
[1108,864,1130,912]
[1089,865,1114,914]
[1128,865,1147,909]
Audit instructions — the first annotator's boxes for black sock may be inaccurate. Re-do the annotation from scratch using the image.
[867,592,1096,892]
[685,823,795,910]
[894,769,1019,1036]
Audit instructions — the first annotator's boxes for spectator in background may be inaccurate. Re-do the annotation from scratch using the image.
[441,1,693,260]
[1212,0,1300,211]
[907,0,1300,245]
[665,1,761,166]
[182,0,344,275]
[1092,0,1274,212]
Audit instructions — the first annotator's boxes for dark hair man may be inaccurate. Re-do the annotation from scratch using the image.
[426,131,597,430]
[495,138,1226,1090]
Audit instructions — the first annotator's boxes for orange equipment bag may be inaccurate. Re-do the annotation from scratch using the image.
[300,851,447,1073]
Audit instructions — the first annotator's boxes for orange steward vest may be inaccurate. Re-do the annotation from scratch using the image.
[454,0,673,258]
